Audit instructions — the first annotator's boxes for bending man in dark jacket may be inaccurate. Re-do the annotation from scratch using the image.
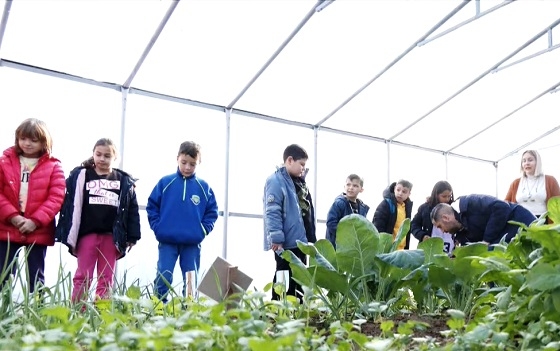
[430,194,536,245]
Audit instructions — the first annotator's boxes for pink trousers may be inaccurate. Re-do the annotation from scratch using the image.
[72,233,119,302]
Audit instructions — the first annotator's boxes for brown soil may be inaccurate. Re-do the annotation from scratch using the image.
[359,313,449,343]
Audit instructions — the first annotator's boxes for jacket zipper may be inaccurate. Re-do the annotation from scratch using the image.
[182,177,186,201]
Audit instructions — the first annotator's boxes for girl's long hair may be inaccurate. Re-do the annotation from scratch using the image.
[81,138,118,172]
[427,180,454,208]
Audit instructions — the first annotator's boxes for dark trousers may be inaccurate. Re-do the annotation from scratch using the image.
[503,206,538,242]
[272,247,307,301]
[0,241,47,293]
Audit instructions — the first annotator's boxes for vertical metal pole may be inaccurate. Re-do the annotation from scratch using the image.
[119,87,129,170]
[386,141,391,184]
[222,109,231,259]
[115,86,128,283]
[313,126,319,226]
[548,28,553,48]
[494,162,499,197]
[475,0,480,16]
[444,153,449,180]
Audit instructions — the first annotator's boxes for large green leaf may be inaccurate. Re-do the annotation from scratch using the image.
[547,197,560,224]
[391,218,411,252]
[479,269,525,290]
[336,215,379,277]
[297,241,337,271]
[418,237,445,264]
[525,227,560,258]
[402,264,429,282]
[453,243,490,259]
[311,266,350,293]
[376,250,425,271]
[428,266,455,288]
[313,239,338,270]
[551,288,560,313]
[378,233,394,253]
[451,256,487,284]
[283,249,313,288]
[402,264,430,311]
[525,263,560,291]
[432,253,453,270]
[495,285,512,310]
[470,256,512,273]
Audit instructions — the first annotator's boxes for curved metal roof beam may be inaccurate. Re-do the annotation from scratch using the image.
[389,18,560,141]
[226,0,323,109]
[0,58,121,91]
[123,0,180,88]
[498,122,560,162]
[446,80,560,153]
[492,28,560,73]
[0,0,13,54]
[314,0,470,127]
[417,0,515,47]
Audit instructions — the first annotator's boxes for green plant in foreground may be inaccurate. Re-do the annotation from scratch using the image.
[3,201,560,350]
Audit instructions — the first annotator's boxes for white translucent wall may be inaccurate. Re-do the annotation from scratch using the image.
[1,63,559,295]
[0,67,122,291]
[2,0,560,295]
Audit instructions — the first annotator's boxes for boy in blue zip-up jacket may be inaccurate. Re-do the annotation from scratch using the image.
[326,174,370,249]
[147,141,218,302]
[263,144,316,301]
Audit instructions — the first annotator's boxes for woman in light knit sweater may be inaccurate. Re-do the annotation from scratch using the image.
[505,150,560,219]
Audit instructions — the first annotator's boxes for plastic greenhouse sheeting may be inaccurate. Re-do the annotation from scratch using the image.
[1,0,560,292]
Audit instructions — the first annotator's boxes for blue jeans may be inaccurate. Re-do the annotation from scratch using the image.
[154,242,200,302]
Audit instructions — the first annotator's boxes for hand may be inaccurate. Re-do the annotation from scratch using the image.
[422,235,431,242]
[270,243,283,253]
[18,219,37,234]
[126,242,136,253]
[10,215,25,228]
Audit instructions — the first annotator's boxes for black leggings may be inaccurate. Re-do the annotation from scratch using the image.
[0,241,47,293]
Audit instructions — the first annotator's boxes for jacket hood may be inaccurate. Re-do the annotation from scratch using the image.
[2,147,15,157]
[336,193,366,206]
[383,182,412,204]
[276,165,310,180]
[382,182,396,198]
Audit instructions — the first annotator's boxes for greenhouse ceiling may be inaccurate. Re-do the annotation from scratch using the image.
[0,0,559,164]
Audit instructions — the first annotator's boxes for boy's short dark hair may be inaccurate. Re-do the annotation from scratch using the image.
[283,144,308,162]
[347,174,364,187]
[397,179,413,190]
[178,141,201,161]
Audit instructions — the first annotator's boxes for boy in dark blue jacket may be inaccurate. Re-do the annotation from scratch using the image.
[430,194,536,245]
[326,174,369,248]
[147,141,218,302]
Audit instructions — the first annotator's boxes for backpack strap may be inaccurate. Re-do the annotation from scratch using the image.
[385,198,395,214]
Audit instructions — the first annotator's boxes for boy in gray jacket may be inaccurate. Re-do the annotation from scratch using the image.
[263,144,316,301]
